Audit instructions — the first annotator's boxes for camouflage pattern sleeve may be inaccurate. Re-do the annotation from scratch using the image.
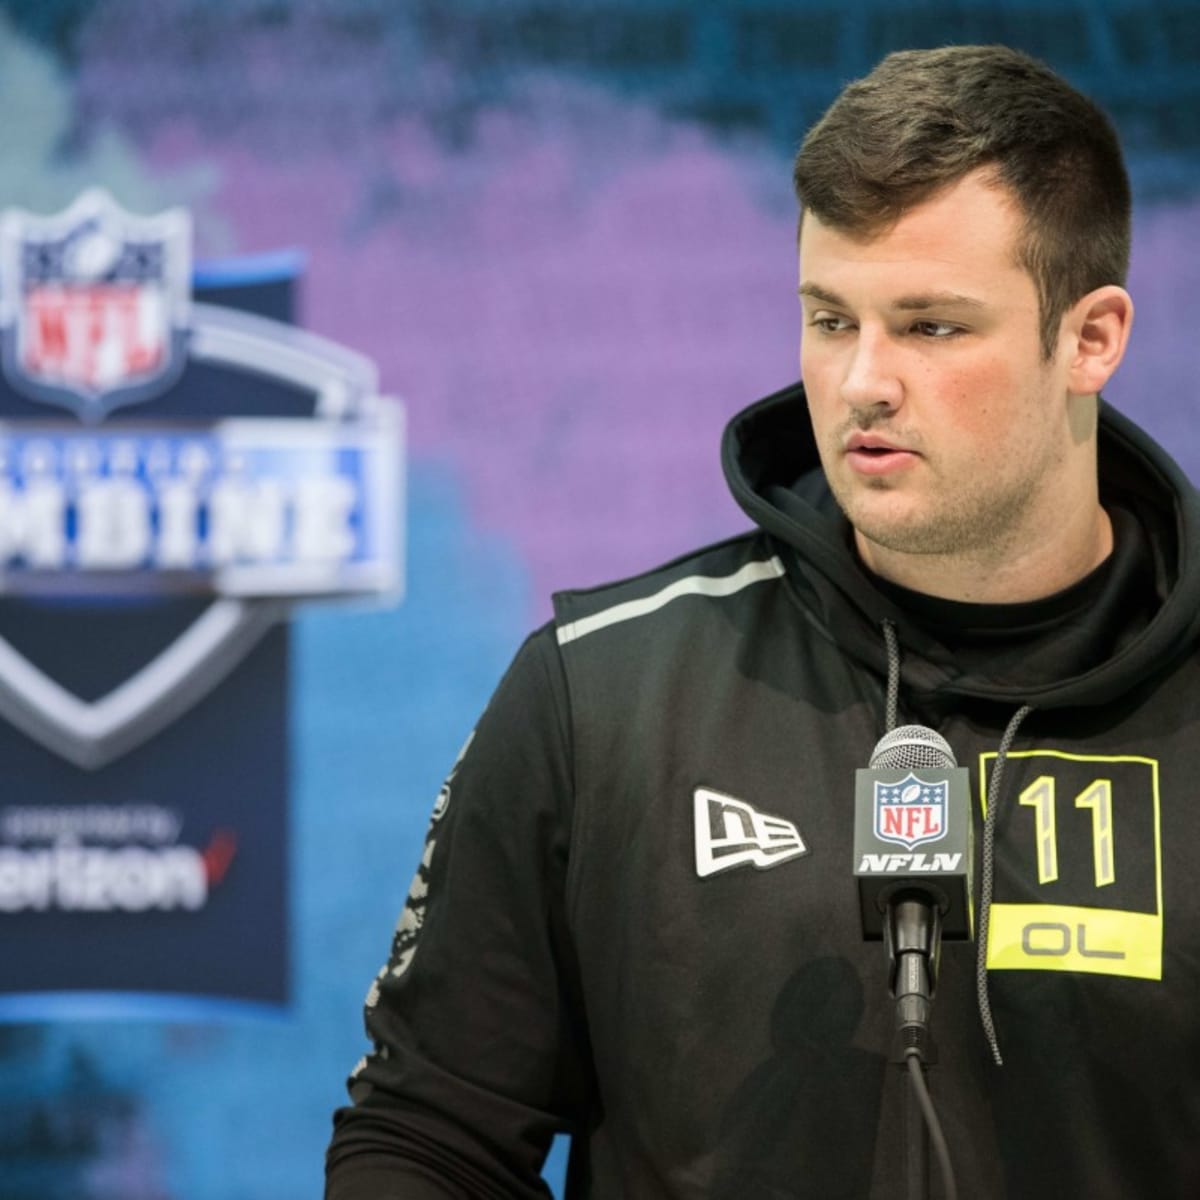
[326,623,586,1200]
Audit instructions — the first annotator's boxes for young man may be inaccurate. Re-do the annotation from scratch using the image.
[327,46,1200,1199]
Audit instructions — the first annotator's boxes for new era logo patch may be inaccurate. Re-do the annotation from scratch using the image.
[694,787,808,878]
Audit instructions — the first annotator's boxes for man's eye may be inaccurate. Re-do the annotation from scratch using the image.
[912,321,961,338]
[809,315,852,333]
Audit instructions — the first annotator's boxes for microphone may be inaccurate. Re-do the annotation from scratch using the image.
[854,724,973,943]
[856,725,969,1198]
[854,724,973,1050]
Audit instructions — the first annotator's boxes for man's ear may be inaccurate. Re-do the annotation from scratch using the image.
[1065,285,1134,395]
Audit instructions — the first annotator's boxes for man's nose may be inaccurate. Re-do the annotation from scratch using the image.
[840,329,903,416]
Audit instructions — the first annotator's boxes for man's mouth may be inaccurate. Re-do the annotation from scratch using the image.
[844,434,919,474]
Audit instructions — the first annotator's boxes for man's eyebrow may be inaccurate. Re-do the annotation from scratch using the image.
[798,283,986,311]
[893,291,986,311]
[797,283,845,306]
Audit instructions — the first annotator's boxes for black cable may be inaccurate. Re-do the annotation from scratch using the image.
[904,1048,957,1200]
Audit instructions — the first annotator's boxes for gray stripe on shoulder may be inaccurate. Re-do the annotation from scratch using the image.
[556,556,786,646]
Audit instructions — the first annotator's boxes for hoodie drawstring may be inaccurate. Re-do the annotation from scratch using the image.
[878,620,1034,1067]
[882,620,901,733]
[975,703,1034,1066]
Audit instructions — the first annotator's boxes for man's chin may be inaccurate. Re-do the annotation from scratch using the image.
[849,514,954,560]
[840,494,928,545]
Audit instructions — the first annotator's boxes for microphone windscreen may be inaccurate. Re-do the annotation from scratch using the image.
[869,725,956,771]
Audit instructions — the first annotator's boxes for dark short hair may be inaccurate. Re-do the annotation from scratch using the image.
[793,45,1131,359]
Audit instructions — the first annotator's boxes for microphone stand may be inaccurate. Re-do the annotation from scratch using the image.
[885,894,942,1200]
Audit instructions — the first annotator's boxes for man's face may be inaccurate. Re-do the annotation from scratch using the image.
[799,169,1085,587]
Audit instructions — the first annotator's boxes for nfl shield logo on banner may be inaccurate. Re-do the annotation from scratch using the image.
[0,188,191,422]
[874,773,948,851]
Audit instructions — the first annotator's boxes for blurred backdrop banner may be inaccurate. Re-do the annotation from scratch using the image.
[0,2,1195,1198]
[0,188,402,1017]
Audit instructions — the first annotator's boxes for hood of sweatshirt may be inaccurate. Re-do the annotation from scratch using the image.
[722,380,1200,713]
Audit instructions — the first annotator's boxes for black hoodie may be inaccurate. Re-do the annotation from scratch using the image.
[328,383,1200,1199]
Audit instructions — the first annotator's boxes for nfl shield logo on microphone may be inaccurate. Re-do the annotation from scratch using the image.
[874,773,949,851]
